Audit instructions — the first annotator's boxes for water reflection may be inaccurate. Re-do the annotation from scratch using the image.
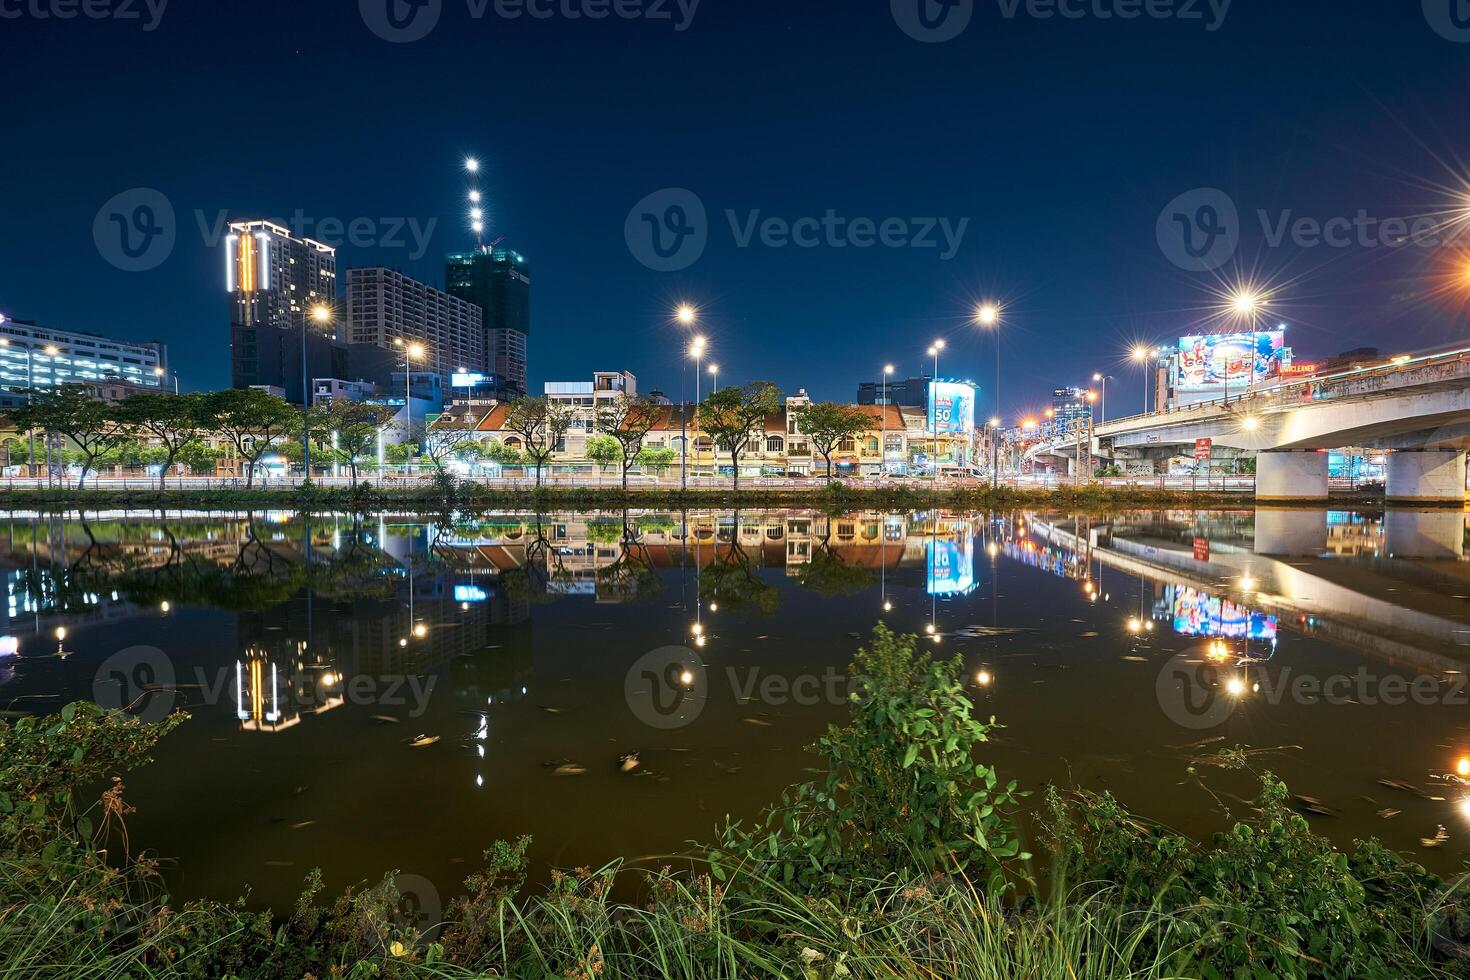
[0,506,1465,907]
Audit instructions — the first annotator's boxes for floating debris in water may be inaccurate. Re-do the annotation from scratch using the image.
[1294,796,1334,817]
[742,718,773,727]
[538,706,565,715]
[952,626,1036,638]
[289,820,316,830]
[370,715,399,724]
[540,758,572,769]
[619,752,641,773]
[1077,631,1100,638]
[1377,809,1401,819]
[408,735,440,748]
[1421,825,1450,848]
[554,764,587,777]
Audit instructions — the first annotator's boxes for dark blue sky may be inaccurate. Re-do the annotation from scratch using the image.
[5,0,1470,418]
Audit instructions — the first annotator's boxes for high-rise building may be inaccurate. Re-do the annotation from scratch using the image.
[346,268,484,390]
[1052,386,1093,428]
[227,220,341,405]
[0,315,169,406]
[445,246,530,398]
[858,376,929,408]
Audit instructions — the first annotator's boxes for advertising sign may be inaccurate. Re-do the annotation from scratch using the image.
[453,584,489,603]
[1176,331,1286,390]
[451,372,487,389]
[1170,586,1278,640]
[1281,363,1319,378]
[928,381,976,437]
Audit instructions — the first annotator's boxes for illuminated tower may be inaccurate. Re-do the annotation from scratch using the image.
[445,247,530,398]
[226,220,341,404]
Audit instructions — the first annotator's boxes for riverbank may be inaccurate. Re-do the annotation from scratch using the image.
[0,480,1394,512]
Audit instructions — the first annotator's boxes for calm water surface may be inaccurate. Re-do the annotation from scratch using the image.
[2,507,1469,911]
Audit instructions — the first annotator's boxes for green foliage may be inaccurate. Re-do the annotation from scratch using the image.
[584,434,623,469]
[797,401,871,479]
[635,444,676,473]
[481,439,523,467]
[713,623,1027,893]
[697,381,781,490]
[5,385,131,488]
[1043,773,1458,978]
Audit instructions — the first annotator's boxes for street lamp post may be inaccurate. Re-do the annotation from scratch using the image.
[1092,373,1112,423]
[926,340,945,484]
[393,338,426,476]
[675,304,698,490]
[690,336,706,483]
[1131,345,1153,414]
[304,305,333,481]
[975,304,1001,488]
[881,364,894,476]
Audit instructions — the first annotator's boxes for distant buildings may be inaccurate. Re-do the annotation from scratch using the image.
[1051,387,1093,428]
[858,375,928,409]
[346,268,483,390]
[446,247,530,398]
[544,371,637,457]
[227,220,341,405]
[0,315,169,406]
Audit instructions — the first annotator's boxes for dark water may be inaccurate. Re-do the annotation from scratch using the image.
[2,507,1469,913]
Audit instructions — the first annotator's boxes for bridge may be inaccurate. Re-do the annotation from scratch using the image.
[1026,345,1470,503]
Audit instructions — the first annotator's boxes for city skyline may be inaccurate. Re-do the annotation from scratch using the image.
[5,3,1470,420]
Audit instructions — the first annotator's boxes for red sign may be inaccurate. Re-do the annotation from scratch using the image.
[1193,538,1211,562]
[1282,363,1320,377]
[1194,438,1213,462]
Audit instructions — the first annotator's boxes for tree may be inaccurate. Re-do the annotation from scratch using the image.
[6,386,130,489]
[504,397,573,489]
[697,382,781,491]
[585,435,622,474]
[594,395,663,489]
[797,402,871,481]
[204,388,300,488]
[308,401,397,485]
[635,445,676,475]
[482,440,523,469]
[177,441,221,477]
[115,392,211,489]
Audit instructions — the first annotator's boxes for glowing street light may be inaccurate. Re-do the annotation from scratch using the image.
[676,304,698,326]
[464,157,480,173]
[975,303,1004,488]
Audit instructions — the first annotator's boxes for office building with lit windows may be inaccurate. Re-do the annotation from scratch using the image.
[445,246,530,398]
[227,219,341,405]
[346,268,483,390]
[0,314,168,407]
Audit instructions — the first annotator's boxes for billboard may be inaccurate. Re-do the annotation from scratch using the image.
[452,372,487,389]
[927,537,976,596]
[1176,331,1286,390]
[928,381,976,437]
[1170,586,1277,640]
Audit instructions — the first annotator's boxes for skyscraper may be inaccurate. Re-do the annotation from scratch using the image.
[227,220,342,404]
[445,246,530,398]
[1052,386,1093,428]
[346,268,483,390]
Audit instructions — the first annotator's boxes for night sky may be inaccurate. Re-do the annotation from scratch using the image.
[5,0,1470,418]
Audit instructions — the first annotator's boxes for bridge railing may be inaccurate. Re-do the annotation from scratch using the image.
[1097,344,1470,433]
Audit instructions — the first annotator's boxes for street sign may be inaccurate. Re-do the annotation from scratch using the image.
[1194,438,1213,463]
[1193,538,1211,562]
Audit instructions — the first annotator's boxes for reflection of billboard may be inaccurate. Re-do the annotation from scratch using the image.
[1170,586,1277,640]
[928,382,976,437]
[927,537,975,595]
[1176,331,1286,390]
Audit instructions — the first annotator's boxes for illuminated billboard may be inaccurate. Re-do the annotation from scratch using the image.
[928,381,976,437]
[451,372,487,389]
[1170,586,1277,640]
[927,537,976,596]
[1176,331,1286,390]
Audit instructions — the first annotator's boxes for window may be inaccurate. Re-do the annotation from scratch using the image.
[766,436,785,453]
[838,437,856,452]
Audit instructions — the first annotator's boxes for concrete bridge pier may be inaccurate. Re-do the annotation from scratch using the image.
[1254,508,1328,557]
[1384,510,1466,560]
[1257,450,1329,502]
[1386,450,1467,505]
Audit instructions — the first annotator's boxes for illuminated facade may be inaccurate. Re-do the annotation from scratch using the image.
[227,220,340,404]
[0,316,167,406]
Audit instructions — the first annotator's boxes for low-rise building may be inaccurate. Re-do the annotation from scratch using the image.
[0,315,170,407]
